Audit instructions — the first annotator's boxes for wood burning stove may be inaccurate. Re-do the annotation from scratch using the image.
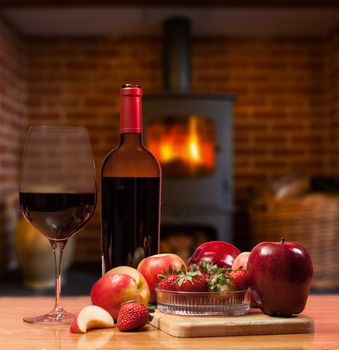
[143,94,234,240]
[143,18,234,253]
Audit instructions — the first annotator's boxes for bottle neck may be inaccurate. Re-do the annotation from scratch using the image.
[120,92,143,133]
[119,133,144,147]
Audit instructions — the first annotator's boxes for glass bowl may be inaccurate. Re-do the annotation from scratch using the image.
[155,287,251,316]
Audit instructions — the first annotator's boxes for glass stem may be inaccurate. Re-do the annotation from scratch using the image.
[51,240,67,317]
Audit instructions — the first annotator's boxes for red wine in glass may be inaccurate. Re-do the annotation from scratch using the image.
[20,192,96,241]
[19,125,96,324]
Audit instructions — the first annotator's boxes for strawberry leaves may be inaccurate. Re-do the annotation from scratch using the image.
[157,259,248,293]
[157,264,186,280]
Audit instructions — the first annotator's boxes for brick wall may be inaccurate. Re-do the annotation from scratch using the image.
[0,17,27,272]
[193,36,327,205]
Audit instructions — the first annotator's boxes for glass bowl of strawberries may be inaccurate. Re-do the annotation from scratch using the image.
[155,261,251,316]
[156,288,251,316]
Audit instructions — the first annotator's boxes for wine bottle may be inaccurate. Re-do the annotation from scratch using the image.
[101,83,162,272]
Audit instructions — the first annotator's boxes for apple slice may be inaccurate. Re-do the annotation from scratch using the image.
[70,305,114,334]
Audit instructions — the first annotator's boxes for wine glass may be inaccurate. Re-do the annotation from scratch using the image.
[19,126,97,324]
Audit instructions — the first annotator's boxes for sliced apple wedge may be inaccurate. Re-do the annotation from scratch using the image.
[70,305,114,334]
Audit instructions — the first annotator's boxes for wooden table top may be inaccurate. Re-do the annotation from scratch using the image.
[0,295,338,350]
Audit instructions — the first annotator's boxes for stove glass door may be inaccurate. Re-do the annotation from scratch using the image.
[146,114,216,177]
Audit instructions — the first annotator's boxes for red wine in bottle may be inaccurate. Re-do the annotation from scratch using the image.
[101,83,162,272]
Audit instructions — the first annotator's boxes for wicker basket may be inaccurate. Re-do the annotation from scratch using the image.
[250,194,339,291]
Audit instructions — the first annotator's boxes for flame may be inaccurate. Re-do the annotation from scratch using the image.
[147,114,215,176]
[187,116,201,164]
[160,143,173,162]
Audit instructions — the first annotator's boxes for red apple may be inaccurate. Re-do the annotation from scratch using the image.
[105,266,150,306]
[247,239,313,316]
[91,273,146,320]
[189,241,240,269]
[70,305,114,334]
[232,252,250,270]
[137,253,185,303]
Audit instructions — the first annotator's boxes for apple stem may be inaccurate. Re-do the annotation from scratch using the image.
[281,238,285,244]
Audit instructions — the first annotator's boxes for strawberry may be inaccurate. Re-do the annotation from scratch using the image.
[117,301,154,332]
[230,269,250,291]
[157,265,186,291]
[158,274,178,291]
[187,273,208,292]
[175,269,208,292]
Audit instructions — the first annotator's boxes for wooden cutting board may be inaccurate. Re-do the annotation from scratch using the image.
[149,309,314,338]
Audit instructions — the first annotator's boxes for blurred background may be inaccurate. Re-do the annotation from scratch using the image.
[1,0,339,295]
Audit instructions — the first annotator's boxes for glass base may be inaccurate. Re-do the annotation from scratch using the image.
[23,307,74,324]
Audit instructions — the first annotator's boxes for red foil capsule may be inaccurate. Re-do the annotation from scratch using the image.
[120,84,143,133]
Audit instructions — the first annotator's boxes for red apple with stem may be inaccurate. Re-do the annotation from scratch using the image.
[189,241,240,269]
[247,238,313,317]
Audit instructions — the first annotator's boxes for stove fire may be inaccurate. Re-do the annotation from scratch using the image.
[147,114,215,177]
